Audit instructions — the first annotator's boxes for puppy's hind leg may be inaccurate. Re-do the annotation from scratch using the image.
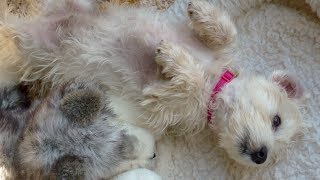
[187,0,237,50]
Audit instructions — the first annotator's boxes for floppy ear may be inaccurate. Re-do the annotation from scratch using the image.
[270,70,304,99]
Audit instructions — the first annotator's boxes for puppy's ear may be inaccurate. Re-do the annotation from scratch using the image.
[270,70,304,99]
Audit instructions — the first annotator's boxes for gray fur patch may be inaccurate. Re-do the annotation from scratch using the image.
[15,81,142,179]
[60,89,102,127]
[0,85,31,133]
[53,155,85,180]
[118,130,139,159]
[0,85,30,111]
[0,84,39,179]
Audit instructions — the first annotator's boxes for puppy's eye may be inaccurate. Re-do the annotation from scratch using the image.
[272,115,281,130]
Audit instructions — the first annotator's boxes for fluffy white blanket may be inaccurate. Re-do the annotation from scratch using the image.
[155,0,320,179]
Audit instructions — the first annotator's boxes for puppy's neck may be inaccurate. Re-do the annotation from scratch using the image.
[206,64,241,126]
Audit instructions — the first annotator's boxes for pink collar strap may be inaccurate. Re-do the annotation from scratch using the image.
[207,69,238,123]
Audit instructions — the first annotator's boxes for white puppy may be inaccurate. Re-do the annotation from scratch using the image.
[2,0,306,167]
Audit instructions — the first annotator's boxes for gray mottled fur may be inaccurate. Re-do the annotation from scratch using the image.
[18,80,154,179]
[0,84,39,179]
[60,88,103,127]
[54,155,85,180]
[0,81,155,179]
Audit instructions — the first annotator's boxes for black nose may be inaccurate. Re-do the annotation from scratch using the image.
[250,146,268,164]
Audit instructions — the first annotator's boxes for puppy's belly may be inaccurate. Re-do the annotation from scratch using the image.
[104,20,213,89]
[100,24,174,89]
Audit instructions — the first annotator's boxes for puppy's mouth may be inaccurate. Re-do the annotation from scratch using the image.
[239,142,269,165]
[238,132,269,165]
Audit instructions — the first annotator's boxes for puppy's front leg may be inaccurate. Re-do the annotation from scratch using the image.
[187,0,237,50]
[154,41,201,80]
[141,41,208,134]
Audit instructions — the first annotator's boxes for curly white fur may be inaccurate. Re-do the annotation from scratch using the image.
[1,0,307,168]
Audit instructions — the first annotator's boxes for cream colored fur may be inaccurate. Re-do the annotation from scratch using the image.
[0,0,306,168]
[0,26,22,87]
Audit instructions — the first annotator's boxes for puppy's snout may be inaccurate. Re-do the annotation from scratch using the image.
[250,146,268,164]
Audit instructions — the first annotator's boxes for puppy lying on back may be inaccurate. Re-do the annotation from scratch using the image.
[0,81,156,179]
[2,0,306,167]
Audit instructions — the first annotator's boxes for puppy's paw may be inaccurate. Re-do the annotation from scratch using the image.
[187,0,212,20]
[187,1,237,49]
[155,41,194,79]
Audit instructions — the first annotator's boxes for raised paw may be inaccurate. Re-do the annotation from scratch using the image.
[187,0,212,19]
[187,0,237,49]
[155,41,195,79]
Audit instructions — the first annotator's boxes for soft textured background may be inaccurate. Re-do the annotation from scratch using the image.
[3,0,320,179]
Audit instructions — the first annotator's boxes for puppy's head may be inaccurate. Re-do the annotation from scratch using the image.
[213,70,305,167]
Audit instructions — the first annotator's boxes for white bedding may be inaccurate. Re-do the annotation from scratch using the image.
[155,0,320,179]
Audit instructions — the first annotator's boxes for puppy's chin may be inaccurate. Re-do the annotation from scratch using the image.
[229,155,266,168]
[226,151,271,167]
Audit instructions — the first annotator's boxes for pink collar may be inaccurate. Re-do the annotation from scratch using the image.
[207,69,238,123]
